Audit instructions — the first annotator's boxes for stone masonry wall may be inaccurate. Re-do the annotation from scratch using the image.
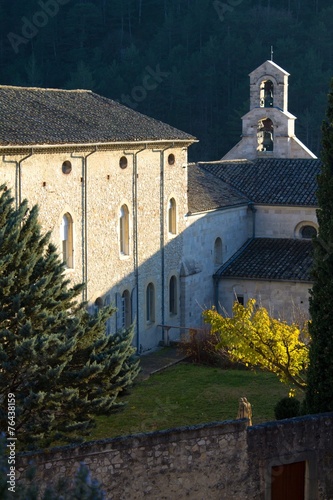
[0,144,188,351]
[182,206,250,329]
[17,420,249,500]
[16,414,333,500]
[254,205,317,239]
[247,413,333,500]
[219,278,311,323]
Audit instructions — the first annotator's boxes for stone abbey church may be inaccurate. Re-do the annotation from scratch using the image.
[0,60,319,351]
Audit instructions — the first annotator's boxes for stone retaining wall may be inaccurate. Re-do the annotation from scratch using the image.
[17,413,333,499]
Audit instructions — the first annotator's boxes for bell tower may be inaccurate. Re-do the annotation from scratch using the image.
[222,60,316,160]
[249,60,289,112]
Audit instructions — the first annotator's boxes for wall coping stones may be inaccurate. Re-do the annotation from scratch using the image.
[17,418,249,466]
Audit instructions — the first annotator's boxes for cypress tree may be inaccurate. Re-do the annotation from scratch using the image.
[0,187,139,448]
[306,80,333,413]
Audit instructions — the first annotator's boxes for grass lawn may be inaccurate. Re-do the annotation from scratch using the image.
[91,362,292,441]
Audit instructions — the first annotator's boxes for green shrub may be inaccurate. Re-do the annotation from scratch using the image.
[274,397,301,420]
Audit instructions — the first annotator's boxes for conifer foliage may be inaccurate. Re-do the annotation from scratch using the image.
[0,187,139,448]
[306,80,333,413]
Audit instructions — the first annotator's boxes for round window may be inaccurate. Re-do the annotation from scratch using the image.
[301,225,317,239]
[168,153,175,165]
[62,161,72,174]
[119,156,128,169]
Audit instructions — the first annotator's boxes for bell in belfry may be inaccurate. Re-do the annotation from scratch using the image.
[264,88,273,107]
[263,131,273,151]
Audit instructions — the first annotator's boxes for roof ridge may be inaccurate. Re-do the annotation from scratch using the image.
[0,85,92,93]
[198,159,252,164]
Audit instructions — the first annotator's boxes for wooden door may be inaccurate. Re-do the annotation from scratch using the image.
[271,461,306,500]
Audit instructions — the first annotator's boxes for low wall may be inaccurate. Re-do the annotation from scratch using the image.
[17,413,333,499]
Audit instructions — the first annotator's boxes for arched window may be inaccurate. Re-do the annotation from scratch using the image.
[301,225,317,239]
[146,283,155,323]
[60,213,73,268]
[168,198,176,235]
[260,80,274,108]
[257,118,273,152]
[94,296,104,315]
[121,290,131,328]
[214,237,223,265]
[120,205,129,255]
[169,276,178,316]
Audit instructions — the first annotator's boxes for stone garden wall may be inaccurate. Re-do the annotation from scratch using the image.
[17,413,333,499]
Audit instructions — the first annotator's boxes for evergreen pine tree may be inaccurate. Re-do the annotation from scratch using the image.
[0,187,140,448]
[305,80,333,413]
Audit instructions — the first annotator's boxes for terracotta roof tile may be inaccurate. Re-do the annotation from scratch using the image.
[215,238,313,281]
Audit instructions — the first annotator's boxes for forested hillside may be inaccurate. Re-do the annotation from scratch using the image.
[0,0,332,160]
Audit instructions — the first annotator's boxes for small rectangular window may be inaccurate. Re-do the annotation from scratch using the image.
[169,276,177,316]
[236,295,244,306]
[146,283,155,323]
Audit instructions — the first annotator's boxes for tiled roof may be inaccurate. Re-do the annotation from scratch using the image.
[187,164,249,213]
[215,238,313,281]
[0,86,196,146]
[198,158,320,206]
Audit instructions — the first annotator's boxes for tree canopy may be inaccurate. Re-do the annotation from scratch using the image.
[0,0,331,160]
[203,299,309,392]
[0,186,140,448]
[305,78,333,414]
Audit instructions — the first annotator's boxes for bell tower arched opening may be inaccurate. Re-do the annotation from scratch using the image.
[260,80,274,108]
[257,118,274,152]
[222,60,317,160]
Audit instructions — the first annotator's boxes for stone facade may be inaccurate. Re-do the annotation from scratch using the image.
[218,278,311,323]
[182,205,250,328]
[214,204,317,320]
[0,144,190,351]
[254,205,317,239]
[182,200,317,326]
[16,413,333,499]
